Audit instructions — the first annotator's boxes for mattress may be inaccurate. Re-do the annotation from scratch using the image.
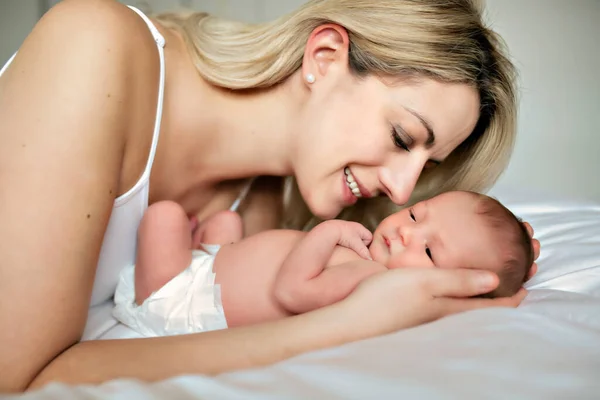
[11,184,600,399]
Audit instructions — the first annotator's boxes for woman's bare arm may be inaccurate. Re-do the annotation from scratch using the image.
[29,266,526,389]
[0,0,160,392]
[31,300,357,387]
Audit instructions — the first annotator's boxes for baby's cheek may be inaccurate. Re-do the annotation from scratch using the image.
[387,252,432,269]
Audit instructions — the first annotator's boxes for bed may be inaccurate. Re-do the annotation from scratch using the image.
[11,184,600,399]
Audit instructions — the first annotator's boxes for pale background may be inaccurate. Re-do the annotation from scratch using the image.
[1,0,599,202]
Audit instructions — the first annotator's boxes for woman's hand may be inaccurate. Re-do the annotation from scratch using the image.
[522,222,541,280]
[335,267,526,340]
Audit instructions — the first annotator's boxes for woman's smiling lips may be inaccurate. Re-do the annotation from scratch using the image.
[344,167,374,199]
[342,172,358,205]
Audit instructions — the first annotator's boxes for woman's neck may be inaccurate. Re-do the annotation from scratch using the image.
[157,32,307,194]
[189,81,300,181]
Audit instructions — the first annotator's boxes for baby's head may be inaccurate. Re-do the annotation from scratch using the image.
[370,191,534,298]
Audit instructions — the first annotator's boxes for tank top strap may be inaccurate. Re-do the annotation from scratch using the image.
[128,5,165,185]
[0,52,16,77]
[229,178,257,212]
[114,6,167,204]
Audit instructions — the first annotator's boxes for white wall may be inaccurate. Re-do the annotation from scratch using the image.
[484,0,600,202]
[0,0,43,65]
[3,0,599,201]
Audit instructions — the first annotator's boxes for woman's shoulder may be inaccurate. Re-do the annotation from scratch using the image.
[0,0,166,195]
[40,0,150,38]
[16,0,160,73]
[0,0,165,145]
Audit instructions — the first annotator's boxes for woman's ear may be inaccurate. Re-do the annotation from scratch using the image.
[301,24,350,86]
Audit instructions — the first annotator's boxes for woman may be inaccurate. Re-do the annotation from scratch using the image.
[0,0,539,392]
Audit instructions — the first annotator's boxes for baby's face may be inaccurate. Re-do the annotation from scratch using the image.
[370,191,499,272]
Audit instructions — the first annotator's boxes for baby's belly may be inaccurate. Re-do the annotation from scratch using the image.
[212,230,305,327]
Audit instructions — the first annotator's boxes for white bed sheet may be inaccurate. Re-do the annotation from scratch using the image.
[9,185,600,399]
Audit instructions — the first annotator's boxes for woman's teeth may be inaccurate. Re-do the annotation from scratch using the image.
[344,167,362,198]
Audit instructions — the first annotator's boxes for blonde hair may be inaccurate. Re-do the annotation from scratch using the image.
[154,0,518,231]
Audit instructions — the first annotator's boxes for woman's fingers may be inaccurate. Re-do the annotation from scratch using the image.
[526,262,538,281]
[523,221,534,237]
[422,268,500,298]
[531,238,540,260]
[520,221,541,280]
[522,221,540,260]
[435,287,528,317]
[341,267,529,337]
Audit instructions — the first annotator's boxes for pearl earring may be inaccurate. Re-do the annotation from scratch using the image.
[305,73,316,84]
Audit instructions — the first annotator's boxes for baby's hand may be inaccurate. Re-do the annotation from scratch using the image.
[318,220,373,260]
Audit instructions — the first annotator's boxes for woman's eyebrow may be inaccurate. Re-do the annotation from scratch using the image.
[403,107,435,148]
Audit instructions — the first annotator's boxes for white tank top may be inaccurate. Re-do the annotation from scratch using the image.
[0,6,253,336]
[90,6,166,306]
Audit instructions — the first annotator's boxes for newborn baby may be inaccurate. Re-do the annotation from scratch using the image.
[113,191,534,337]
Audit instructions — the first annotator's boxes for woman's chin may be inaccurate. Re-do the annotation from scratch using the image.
[308,202,341,221]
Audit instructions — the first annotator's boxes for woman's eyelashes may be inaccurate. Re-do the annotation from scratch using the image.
[390,124,413,152]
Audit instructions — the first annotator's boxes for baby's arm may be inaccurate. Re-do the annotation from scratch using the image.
[273,220,386,314]
[134,201,195,304]
[191,210,243,249]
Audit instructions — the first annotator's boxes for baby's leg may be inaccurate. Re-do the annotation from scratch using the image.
[191,210,243,249]
[135,201,193,304]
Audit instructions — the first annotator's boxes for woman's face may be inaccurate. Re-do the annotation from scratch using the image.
[291,72,481,220]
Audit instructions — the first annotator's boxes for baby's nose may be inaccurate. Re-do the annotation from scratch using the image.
[398,225,412,247]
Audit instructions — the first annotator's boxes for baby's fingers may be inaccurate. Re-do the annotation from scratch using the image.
[348,239,372,260]
[350,223,373,246]
[338,232,372,260]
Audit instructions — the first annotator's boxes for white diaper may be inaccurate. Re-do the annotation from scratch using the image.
[113,247,228,337]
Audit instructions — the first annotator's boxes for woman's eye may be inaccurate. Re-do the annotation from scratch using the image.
[391,126,410,152]
[425,246,432,260]
[409,209,416,221]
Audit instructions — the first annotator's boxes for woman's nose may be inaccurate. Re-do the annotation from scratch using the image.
[378,160,424,206]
